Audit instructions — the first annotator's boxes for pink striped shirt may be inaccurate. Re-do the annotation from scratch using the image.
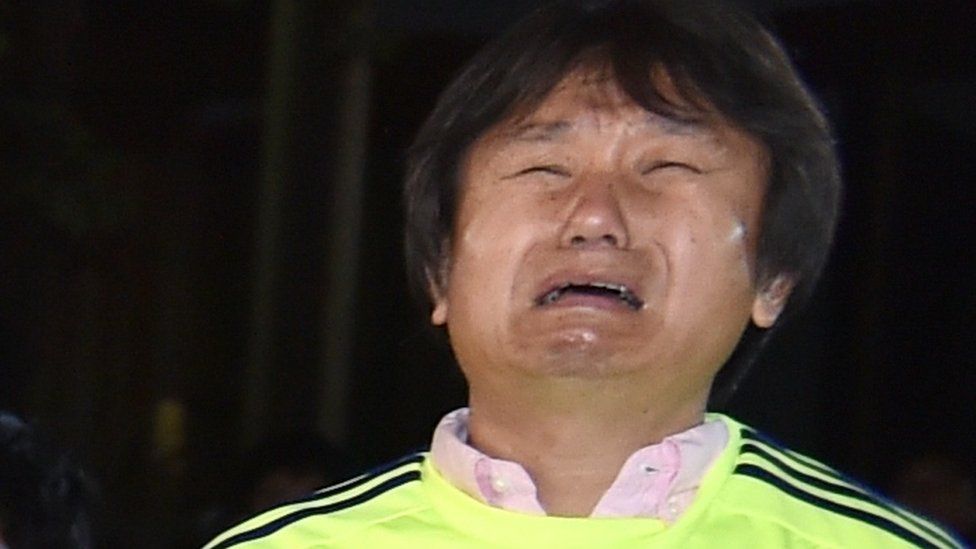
[429,407,728,521]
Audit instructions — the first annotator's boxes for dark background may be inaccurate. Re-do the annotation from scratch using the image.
[1,0,973,546]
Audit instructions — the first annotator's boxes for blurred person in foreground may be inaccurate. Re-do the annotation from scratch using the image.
[207,0,964,547]
[241,433,355,516]
[0,413,93,549]
[189,433,356,547]
[890,452,976,546]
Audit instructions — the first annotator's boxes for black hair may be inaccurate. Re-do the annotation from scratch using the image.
[403,0,841,402]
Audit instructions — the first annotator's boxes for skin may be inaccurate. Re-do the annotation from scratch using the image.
[431,69,791,516]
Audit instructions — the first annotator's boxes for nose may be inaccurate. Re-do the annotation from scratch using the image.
[558,180,630,249]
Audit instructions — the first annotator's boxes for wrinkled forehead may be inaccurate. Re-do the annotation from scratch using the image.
[492,64,726,140]
[479,66,744,150]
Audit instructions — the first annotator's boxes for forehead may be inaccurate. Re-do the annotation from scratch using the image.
[470,72,766,173]
[488,68,730,144]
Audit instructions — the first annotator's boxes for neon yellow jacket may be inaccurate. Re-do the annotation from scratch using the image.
[206,415,963,548]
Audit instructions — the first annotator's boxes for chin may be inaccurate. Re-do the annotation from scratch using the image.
[525,331,642,378]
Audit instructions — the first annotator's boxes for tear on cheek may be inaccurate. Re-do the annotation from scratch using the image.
[726,219,754,277]
[727,220,747,243]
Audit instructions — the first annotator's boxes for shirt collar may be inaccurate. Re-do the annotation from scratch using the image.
[429,407,728,521]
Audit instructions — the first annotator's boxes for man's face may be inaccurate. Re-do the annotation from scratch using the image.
[432,70,785,407]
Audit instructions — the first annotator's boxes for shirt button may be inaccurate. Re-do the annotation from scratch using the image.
[491,476,508,493]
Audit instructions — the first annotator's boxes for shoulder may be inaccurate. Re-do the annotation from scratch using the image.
[710,415,965,549]
[204,452,429,549]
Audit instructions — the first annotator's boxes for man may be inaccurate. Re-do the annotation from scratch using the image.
[208,0,964,546]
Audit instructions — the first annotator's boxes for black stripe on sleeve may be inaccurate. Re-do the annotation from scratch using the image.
[740,428,840,478]
[256,452,425,515]
[741,442,866,499]
[734,464,949,549]
[309,453,425,501]
[740,441,958,548]
[210,469,422,549]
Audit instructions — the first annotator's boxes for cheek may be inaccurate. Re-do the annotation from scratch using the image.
[456,184,562,259]
[693,183,761,275]
[658,193,757,290]
[456,201,530,269]
[449,196,544,310]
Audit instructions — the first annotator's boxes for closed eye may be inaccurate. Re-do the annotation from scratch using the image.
[640,161,702,175]
[504,165,571,179]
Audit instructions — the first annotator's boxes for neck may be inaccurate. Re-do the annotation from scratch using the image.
[466,375,707,517]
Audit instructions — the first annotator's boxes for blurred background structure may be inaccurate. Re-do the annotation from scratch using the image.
[1,0,974,545]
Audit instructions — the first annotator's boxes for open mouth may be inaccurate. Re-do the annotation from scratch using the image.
[535,282,644,310]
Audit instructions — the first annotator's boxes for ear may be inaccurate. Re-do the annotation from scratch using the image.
[426,264,449,326]
[430,290,448,326]
[751,274,795,328]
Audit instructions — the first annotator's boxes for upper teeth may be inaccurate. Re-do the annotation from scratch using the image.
[538,282,643,309]
[591,282,625,292]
